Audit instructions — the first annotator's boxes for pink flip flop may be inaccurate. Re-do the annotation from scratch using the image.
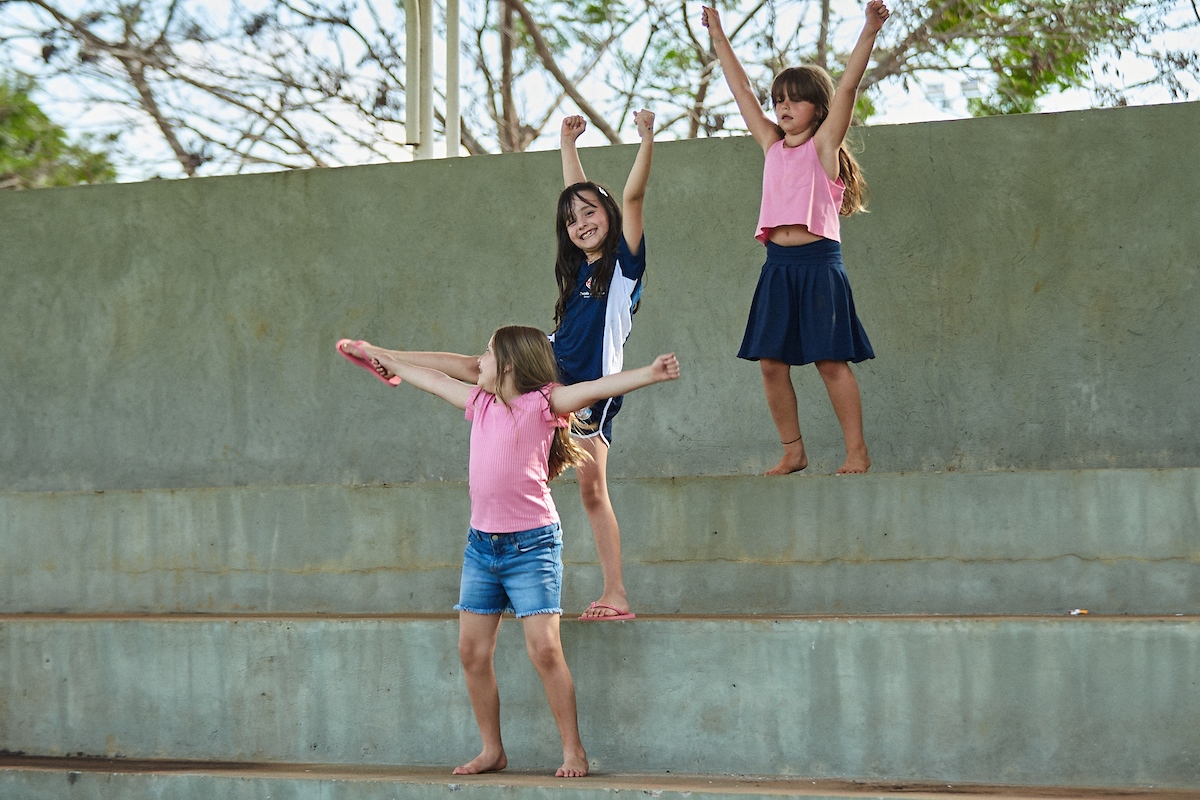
[336,339,401,386]
[578,602,636,621]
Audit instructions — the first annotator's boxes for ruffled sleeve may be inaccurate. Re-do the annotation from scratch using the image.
[540,384,571,429]
[465,386,486,421]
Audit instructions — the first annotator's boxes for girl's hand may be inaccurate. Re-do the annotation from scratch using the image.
[700,6,724,36]
[561,115,586,142]
[650,353,681,383]
[633,109,655,139]
[864,0,890,33]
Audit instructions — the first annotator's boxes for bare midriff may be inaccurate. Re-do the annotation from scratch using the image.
[767,223,825,247]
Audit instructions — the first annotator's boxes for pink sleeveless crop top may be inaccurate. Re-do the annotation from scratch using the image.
[755,137,845,244]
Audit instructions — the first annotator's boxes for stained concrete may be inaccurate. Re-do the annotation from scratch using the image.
[4,758,1198,800]
[2,103,1198,491]
[2,468,1198,615]
[0,616,1196,787]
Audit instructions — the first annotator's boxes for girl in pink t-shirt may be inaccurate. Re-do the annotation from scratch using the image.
[703,2,889,476]
[337,328,679,779]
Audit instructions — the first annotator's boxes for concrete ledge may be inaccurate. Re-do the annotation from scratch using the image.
[1,616,1196,787]
[3,758,1198,800]
[3,469,1197,615]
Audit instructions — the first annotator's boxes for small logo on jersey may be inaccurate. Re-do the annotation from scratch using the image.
[579,276,594,299]
[576,406,593,421]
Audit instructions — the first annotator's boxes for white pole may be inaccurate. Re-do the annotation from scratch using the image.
[445,0,460,157]
[405,0,420,150]
[417,0,435,159]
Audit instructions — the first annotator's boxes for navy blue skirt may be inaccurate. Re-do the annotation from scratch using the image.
[737,239,874,365]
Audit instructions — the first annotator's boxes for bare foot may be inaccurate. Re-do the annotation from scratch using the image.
[836,447,871,474]
[764,440,808,476]
[579,593,631,619]
[555,748,589,778]
[452,749,507,775]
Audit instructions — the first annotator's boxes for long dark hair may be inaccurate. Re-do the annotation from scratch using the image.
[771,66,868,215]
[490,325,590,480]
[553,182,623,329]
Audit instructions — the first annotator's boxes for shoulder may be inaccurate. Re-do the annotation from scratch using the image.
[464,385,489,420]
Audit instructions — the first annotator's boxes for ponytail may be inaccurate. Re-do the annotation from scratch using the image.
[837,142,869,215]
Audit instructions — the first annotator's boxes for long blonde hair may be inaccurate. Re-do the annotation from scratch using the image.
[771,66,868,215]
[490,325,591,480]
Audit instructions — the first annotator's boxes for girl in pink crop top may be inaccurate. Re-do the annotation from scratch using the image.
[703,2,888,477]
[336,328,679,778]
[756,136,846,244]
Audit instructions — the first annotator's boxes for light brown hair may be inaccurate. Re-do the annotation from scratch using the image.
[490,325,591,480]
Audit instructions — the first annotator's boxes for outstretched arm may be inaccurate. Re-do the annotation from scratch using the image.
[815,0,889,161]
[561,116,588,186]
[549,354,680,415]
[702,6,781,153]
[355,343,481,384]
[348,341,476,409]
[622,109,655,250]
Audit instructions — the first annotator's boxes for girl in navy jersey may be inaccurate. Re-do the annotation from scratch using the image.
[702,2,887,476]
[551,110,654,620]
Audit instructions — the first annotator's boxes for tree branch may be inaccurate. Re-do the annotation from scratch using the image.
[505,0,621,143]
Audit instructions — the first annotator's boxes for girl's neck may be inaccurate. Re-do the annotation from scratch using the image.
[782,129,815,148]
[495,373,518,402]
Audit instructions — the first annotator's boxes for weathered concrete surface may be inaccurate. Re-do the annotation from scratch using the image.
[2,103,1198,491]
[0,616,1196,787]
[4,760,1197,800]
[3,469,1197,615]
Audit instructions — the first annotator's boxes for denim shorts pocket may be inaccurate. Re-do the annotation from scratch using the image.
[515,527,562,554]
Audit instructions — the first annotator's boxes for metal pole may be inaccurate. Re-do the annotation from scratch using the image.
[417,0,435,159]
[405,0,420,150]
[445,0,460,157]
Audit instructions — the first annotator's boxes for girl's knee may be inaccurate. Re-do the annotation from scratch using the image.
[760,359,790,380]
[815,359,851,380]
[525,637,566,673]
[459,638,494,670]
[575,469,610,511]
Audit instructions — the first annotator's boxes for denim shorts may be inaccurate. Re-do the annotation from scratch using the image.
[454,523,563,618]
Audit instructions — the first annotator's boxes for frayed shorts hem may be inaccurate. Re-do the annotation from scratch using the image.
[453,605,563,618]
[515,606,562,619]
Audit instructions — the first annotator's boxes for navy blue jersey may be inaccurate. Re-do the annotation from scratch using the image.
[551,234,646,384]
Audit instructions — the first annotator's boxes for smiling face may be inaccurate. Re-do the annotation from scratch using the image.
[565,190,611,261]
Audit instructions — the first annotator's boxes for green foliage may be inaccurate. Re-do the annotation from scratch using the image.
[926,1,1141,116]
[0,74,116,189]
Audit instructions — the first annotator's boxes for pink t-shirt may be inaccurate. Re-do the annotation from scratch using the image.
[755,137,845,244]
[465,384,571,533]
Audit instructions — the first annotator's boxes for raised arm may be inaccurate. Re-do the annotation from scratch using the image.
[815,0,889,160]
[561,116,588,186]
[350,341,476,409]
[622,109,655,249]
[702,6,781,153]
[549,353,680,415]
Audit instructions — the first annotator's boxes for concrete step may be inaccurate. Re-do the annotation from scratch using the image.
[3,756,1198,800]
[3,468,1197,615]
[1,614,1196,788]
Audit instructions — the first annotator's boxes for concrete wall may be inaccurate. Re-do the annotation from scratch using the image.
[4,468,1197,615]
[2,102,1198,491]
[4,616,1197,786]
